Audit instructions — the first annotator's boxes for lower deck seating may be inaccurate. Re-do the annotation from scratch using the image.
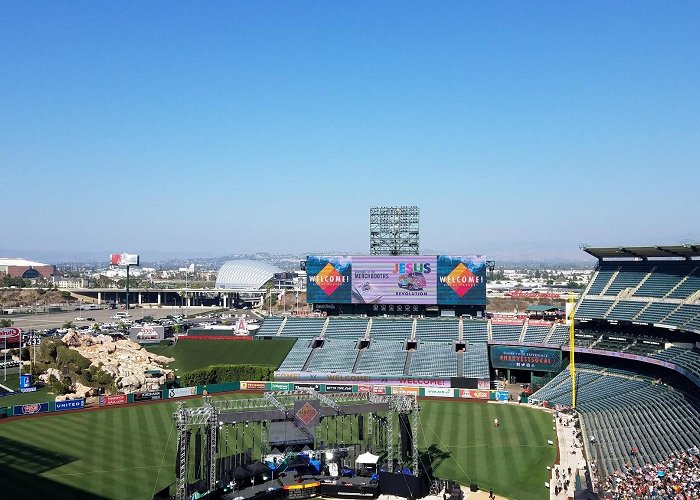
[529,363,700,479]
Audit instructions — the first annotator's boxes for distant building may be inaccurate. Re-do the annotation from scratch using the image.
[51,276,91,289]
[0,258,56,279]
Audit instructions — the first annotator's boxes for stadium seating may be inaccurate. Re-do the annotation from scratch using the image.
[324,317,368,338]
[415,319,458,342]
[667,266,700,299]
[257,316,283,336]
[355,340,407,375]
[369,318,413,340]
[547,324,569,345]
[278,317,325,338]
[408,342,457,377]
[462,320,489,342]
[463,343,489,378]
[634,302,680,324]
[307,340,358,373]
[522,323,551,343]
[652,346,700,380]
[661,304,700,330]
[576,299,614,319]
[529,363,700,478]
[604,263,652,296]
[586,263,617,295]
[634,262,695,298]
[278,339,312,371]
[604,300,647,322]
[490,323,523,343]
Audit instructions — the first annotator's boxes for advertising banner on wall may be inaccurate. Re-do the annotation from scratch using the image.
[306,256,353,304]
[275,371,451,387]
[268,382,292,391]
[490,345,562,372]
[437,256,487,305]
[100,394,128,406]
[168,387,196,398]
[55,399,85,411]
[390,386,419,395]
[14,402,49,416]
[351,256,437,304]
[459,389,490,399]
[0,327,21,344]
[323,384,354,393]
[424,387,455,397]
[134,391,161,402]
[241,381,267,391]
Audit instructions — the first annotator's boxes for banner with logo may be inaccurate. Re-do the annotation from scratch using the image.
[168,387,196,398]
[55,399,85,412]
[14,402,49,416]
[391,386,419,395]
[494,391,509,401]
[459,389,490,399]
[129,325,164,344]
[437,256,487,305]
[241,381,267,391]
[268,382,292,391]
[323,384,353,393]
[490,345,562,372]
[371,386,387,395]
[294,383,321,391]
[306,256,352,304]
[293,399,321,428]
[100,394,127,406]
[274,371,451,387]
[0,327,21,344]
[357,385,373,393]
[134,391,161,402]
[424,387,455,397]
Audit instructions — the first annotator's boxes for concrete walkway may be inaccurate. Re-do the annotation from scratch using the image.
[550,412,587,500]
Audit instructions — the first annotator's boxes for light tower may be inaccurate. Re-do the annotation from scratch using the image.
[369,206,419,256]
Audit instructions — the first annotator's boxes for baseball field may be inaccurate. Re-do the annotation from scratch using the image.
[0,396,555,499]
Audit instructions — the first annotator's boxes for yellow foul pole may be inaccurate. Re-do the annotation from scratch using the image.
[569,293,576,410]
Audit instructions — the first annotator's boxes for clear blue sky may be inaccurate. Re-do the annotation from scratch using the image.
[2,1,698,261]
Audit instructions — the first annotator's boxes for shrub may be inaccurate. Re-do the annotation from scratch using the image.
[180,364,274,386]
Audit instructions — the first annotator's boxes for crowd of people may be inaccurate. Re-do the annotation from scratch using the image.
[604,450,700,499]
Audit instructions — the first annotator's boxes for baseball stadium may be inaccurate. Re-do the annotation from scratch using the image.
[1,242,699,500]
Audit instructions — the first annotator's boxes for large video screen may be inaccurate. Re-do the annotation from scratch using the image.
[306,256,352,303]
[351,256,437,304]
[437,255,487,305]
[490,345,562,372]
[306,255,487,306]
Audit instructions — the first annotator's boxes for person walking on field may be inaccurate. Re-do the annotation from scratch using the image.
[493,418,499,428]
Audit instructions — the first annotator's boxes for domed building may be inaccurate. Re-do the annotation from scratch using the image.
[215,260,283,290]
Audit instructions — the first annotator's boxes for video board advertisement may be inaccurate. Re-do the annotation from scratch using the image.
[437,256,487,305]
[351,256,437,304]
[306,256,352,304]
[490,345,562,372]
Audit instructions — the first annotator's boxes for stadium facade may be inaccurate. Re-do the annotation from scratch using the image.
[0,257,56,279]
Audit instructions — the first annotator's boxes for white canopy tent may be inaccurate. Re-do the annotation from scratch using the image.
[355,452,380,465]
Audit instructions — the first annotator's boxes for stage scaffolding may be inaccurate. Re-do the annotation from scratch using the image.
[173,390,420,500]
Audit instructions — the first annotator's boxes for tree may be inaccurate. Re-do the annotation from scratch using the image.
[62,320,74,329]
[0,319,12,327]
[172,324,183,334]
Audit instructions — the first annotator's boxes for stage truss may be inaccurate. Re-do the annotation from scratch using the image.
[173,389,420,500]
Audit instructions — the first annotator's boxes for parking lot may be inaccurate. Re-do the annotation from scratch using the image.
[7,306,214,331]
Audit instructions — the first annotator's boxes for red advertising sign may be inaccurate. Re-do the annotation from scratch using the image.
[371,386,387,395]
[100,394,127,406]
[0,327,21,343]
[459,389,490,399]
[357,385,372,393]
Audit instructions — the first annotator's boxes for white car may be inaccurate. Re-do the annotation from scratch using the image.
[74,316,85,321]
[112,312,131,319]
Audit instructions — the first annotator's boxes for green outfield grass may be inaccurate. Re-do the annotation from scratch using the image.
[0,397,556,499]
[145,338,296,372]
[0,373,53,407]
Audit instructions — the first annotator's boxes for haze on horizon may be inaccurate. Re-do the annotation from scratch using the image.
[2,2,699,263]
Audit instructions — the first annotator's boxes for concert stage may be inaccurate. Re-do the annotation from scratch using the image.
[222,473,380,500]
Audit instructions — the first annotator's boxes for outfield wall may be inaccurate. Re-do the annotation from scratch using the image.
[0,381,511,419]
